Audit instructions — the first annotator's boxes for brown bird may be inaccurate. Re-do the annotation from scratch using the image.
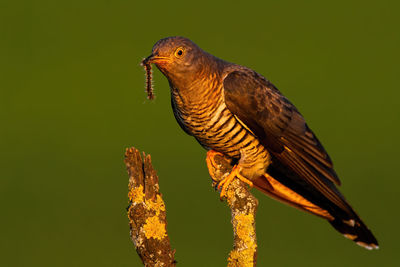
[142,36,378,250]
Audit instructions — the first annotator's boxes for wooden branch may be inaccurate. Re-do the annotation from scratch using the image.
[125,147,176,266]
[125,147,258,266]
[207,154,259,267]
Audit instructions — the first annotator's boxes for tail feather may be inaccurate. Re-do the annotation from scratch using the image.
[253,164,379,250]
[329,217,379,250]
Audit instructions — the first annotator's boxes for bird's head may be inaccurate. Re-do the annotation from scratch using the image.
[142,37,211,88]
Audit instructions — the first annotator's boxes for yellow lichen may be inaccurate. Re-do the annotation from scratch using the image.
[227,213,257,267]
[228,250,241,266]
[236,213,254,243]
[143,216,167,240]
[148,195,165,215]
[228,248,255,267]
[128,185,145,204]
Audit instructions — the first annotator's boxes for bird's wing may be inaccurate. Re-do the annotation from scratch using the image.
[223,70,352,213]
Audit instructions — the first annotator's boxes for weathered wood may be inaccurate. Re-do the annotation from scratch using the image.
[125,147,258,266]
[125,147,176,266]
[207,153,258,267]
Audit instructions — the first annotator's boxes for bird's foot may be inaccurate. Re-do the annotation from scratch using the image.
[217,165,253,199]
[206,150,224,170]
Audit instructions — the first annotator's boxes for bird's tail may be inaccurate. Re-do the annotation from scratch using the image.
[253,169,379,250]
[329,217,379,250]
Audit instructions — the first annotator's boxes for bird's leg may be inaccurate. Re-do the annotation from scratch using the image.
[218,165,253,198]
[206,150,224,171]
[206,150,225,186]
[206,149,254,198]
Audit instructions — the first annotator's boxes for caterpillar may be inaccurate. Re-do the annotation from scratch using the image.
[141,58,154,100]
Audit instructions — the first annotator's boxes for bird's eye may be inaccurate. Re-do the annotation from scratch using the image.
[174,47,185,58]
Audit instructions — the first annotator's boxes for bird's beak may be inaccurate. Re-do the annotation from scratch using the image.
[142,54,170,65]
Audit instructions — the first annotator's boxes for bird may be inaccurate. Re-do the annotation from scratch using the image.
[142,36,378,250]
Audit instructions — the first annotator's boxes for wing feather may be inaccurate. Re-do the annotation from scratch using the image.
[223,70,348,211]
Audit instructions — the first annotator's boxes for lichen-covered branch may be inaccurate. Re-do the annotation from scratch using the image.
[125,147,176,266]
[125,147,257,266]
[207,154,259,267]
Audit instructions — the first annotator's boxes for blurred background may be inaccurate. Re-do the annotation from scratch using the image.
[1,0,399,266]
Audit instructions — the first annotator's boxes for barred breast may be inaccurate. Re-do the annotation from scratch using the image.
[171,82,271,180]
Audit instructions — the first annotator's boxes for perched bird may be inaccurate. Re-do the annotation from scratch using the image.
[142,36,378,250]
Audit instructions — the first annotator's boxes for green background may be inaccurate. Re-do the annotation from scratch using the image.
[1,0,399,266]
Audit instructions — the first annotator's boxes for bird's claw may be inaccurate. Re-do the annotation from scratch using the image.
[206,150,224,169]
